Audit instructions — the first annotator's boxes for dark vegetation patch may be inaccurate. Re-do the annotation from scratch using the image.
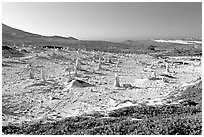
[2,45,24,58]
[161,48,202,57]
[2,63,13,67]
[43,45,63,49]
[147,45,157,51]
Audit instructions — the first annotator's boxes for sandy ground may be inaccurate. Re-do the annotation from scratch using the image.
[2,49,202,125]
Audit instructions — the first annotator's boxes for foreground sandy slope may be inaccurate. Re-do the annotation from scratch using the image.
[2,49,202,125]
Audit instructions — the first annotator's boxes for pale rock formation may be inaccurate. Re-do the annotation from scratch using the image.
[41,70,46,81]
[29,70,34,79]
[76,50,79,54]
[75,59,80,70]
[25,63,32,69]
[108,58,113,64]
[181,77,201,90]
[161,76,168,83]
[116,58,120,67]
[150,71,156,79]
[96,58,102,70]
[63,79,93,91]
[68,69,74,82]
[73,66,78,77]
[165,62,170,74]
[92,57,95,62]
[108,98,118,107]
[114,73,120,87]
[150,64,154,69]
[52,52,56,56]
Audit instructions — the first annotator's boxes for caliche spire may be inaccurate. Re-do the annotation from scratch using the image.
[68,69,73,82]
[75,59,80,70]
[29,70,34,79]
[165,62,170,74]
[96,57,102,70]
[41,70,46,82]
[114,73,120,87]
[73,66,78,77]
[150,71,156,78]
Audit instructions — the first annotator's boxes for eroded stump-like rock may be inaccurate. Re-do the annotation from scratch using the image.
[114,73,120,87]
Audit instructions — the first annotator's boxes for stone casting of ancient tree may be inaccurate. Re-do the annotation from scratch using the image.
[116,58,120,67]
[108,58,113,63]
[92,50,95,56]
[26,63,32,69]
[161,76,166,82]
[52,51,56,56]
[68,69,71,81]
[150,71,156,78]
[165,62,170,74]
[92,51,96,62]
[114,73,120,87]
[29,70,34,79]
[96,57,102,70]
[73,66,78,77]
[92,57,95,63]
[75,59,80,70]
[41,70,46,82]
[67,68,74,82]
[76,49,79,54]
[150,64,154,69]
[25,63,34,79]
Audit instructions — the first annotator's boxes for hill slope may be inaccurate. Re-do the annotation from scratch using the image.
[2,24,137,54]
[2,24,78,43]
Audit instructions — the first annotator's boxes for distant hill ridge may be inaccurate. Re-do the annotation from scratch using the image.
[49,35,77,40]
[2,24,201,56]
[2,24,134,54]
[2,24,78,40]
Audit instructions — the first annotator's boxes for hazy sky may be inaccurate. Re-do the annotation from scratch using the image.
[2,2,202,42]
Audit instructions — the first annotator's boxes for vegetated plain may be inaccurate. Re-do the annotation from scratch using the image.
[2,24,202,135]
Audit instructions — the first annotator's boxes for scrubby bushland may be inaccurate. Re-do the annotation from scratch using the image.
[2,45,25,58]
[2,111,202,135]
